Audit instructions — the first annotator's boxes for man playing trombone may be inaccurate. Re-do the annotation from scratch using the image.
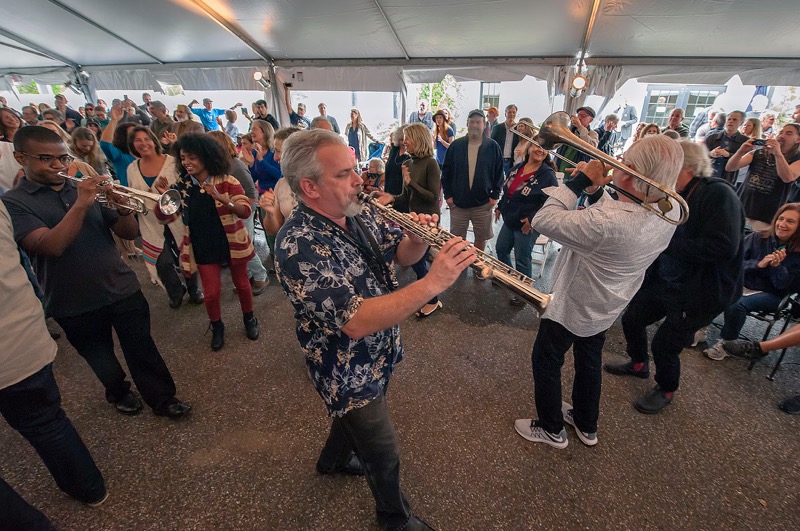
[514,135,684,449]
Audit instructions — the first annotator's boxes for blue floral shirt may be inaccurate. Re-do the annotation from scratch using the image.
[276,203,405,417]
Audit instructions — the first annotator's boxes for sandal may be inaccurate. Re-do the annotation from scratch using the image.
[416,301,443,318]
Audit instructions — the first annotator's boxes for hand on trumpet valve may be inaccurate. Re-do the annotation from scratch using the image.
[74,174,107,209]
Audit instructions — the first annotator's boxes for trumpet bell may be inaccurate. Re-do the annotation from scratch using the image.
[159,189,182,216]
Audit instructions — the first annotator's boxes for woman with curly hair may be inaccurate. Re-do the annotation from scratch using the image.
[154,134,258,351]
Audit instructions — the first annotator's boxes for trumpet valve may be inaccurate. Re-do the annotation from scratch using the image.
[481,265,492,279]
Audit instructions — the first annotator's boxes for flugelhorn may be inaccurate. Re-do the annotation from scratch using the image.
[359,192,552,314]
[58,172,181,215]
[510,111,689,225]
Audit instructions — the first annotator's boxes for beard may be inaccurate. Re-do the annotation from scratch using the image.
[344,198,362,217]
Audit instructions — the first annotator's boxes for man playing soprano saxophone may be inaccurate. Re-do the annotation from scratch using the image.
[514,135,684,449]
[274,129,476,530]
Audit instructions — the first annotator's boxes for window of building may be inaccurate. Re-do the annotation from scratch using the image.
[642,85,727,127]
[480,82,500,110]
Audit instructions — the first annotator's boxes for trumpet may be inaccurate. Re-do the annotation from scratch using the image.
[509,111,689,225]
[359,192,552,314]
[58,172,182,216]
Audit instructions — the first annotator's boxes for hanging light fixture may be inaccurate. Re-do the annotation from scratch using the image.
[253,71,270,89]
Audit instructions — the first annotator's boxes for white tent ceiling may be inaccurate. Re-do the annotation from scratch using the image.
[1,0,799,93]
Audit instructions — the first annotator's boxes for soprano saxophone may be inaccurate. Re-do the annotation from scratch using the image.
[359,192,552,314]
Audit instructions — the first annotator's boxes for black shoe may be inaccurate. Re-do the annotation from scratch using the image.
[208,321,224,351]
[634,385,673,414]
[114,391,143,415]
[48,328,61,340]
[395,515,437,531]
[316,454,365,476]
[244,315,259,340]
[169,286,187,309]
[154,399,191,419]
[778,394,800,415]
[509,296,525,307]
[721,339,765,360]
[188,290,204,305]
[603,360,650,379]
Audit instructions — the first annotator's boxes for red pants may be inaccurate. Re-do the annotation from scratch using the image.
[196,262,253,322]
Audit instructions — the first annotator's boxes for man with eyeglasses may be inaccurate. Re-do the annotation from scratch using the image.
[555,106,599,174]
[1,126,191,419]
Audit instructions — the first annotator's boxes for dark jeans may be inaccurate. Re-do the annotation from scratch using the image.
[55,290,177,410]
[503,158,513,176]
[621,282,721,393]
[0,477,56,531]
[316,394,412,530]
[532,318,606,434]
[721,292,782,340]
[410,249,437,306]
[155,245,200,302]
[0,364,106,505]
[496,224,537,279]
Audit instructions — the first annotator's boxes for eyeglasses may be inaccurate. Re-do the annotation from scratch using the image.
[20,152,74,165]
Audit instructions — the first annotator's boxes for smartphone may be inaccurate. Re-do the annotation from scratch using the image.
[123,94,128,100]
[753,139,767,146]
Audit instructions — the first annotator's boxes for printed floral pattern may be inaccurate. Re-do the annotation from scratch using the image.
[276,204,405,417]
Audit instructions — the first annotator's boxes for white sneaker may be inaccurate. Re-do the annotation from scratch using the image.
[691,327,708,347]
[514,418,568,449]
[561,401,598,447]
[704,340,728,361]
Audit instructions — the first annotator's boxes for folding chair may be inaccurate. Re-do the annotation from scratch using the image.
[746,293,798,380]
[531,235,551,278]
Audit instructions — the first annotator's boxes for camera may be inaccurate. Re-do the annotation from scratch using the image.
[753,139,767,146]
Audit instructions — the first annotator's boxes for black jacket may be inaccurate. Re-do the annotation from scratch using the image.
[490,122,519,158]
[648,176,745,311]
[441,136,504,208]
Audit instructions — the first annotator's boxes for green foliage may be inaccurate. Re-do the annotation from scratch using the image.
[774,86,798,128]
[51,85,64,96]
[16,80,39,94]
[417,74,463,120]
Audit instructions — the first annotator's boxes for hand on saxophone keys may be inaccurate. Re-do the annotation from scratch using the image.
[427,236,477,290]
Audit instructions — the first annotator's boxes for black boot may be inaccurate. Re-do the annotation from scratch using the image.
[209,320,225,351]
[244,313,259,340]
[187,273,204,304]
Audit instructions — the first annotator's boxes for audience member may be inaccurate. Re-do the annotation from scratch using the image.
[154,134,259,351]
[595,113,619,156]
[705,110,747,184]
[69,127,107,175]
[605,141,744,414]
[485,106,499,138]
[432,110,454,168]
[555,106,598,174]
[383,125,410,196]
[408,100,433,130]
[258,126,302,236]
[495,142,558,305]
[188,98,242,132]
[315,102,340,133]
[728,124,800,231]
[0,107,23,143]
[252,99,280,130]
[442,109,503,260]
[664,108,690,138]
[704,202,800,360]
[344,108,379,164]
[490,104,520,175]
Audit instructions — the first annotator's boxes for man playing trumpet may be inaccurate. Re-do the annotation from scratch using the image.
[1,126,190,419]
[514,135,684,449]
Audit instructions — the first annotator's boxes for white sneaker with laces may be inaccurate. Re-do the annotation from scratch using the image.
[704,339,728,361]
[514,418,568,449]
[561,401,598,447]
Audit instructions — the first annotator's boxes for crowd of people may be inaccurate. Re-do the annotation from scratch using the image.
[1,88,799,530]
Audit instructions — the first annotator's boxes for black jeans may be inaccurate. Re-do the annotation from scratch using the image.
[532,318,606,434]
[0,477,56,531]
[0,364,106,506]
[316,394,412,530]
[55,290,177,410]
[156,232,200,302]
[621,281,721,393]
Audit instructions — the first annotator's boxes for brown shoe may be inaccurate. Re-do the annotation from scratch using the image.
[252,279,269,295]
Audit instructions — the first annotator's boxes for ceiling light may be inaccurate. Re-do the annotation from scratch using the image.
[253,71,264,81]
[571,74,587,91]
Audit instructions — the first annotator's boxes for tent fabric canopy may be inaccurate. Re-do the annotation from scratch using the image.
[2,0,800,92]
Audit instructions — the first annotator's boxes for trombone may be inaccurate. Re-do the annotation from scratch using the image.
[57,172,182,216]
[509,111,689,225]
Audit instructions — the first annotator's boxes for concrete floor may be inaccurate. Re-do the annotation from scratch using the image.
[2,227,799,531]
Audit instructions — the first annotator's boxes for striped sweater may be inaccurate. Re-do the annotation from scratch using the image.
[155,174,254,275]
